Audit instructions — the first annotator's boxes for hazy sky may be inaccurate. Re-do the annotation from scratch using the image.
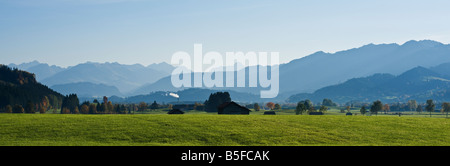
[2,0,450,67]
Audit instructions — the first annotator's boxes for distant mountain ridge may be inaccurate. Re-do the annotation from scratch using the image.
[7,39,450,102]
[106,88,267,104]
[287,65,450,103]
[8,61,175,94]
[132,40,450,97]
[51,82,122,97]
[278,40,450,94]
[8,60,64,81]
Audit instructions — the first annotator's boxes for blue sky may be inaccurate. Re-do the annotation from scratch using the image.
[1,0,450,67]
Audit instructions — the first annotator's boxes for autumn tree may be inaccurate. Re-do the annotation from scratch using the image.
[266,102,275,110]
[138,102,147,113]
[80,104,89,114]
[408,100,418,112]
[38,107,46,114]
[61,107,71,114]
[383,104,390,114]
[41,96,50,112]
[73,106,79,114]
[5,105,12,113]
[107,101,113,114]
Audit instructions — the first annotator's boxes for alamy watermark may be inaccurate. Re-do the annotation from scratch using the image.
[171,44,279,98]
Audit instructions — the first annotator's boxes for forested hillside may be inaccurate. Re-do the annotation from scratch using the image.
[0,65,63,111]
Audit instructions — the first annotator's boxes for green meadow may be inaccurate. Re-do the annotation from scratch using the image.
[0,114,448,146]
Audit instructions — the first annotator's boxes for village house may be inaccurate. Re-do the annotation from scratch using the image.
[168,109,184,114]
[173,104,195,111]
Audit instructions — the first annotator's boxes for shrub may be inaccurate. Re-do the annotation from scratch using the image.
[80,104,89,114]
[61,107,71,114]
[39,107,46,114]
[12,105,24,113]
[5,105,12,113]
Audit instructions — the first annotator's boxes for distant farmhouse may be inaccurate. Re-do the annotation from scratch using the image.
[172,104,204,111]
[173,104,195,111]
[309,112,324,115]
[264,111,276,115]
[218,102,251,115]
[168,109,184,114]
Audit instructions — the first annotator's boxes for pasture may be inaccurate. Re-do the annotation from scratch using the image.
[0,114,448,146]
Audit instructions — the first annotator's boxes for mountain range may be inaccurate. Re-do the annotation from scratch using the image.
[7,40,450,104]
[51,82,122,97]
[287,65,450,104]
[132,40,450,96]
[8,60,65,81]
[8,61,175,95]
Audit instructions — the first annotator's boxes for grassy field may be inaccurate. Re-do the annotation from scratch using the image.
[0,114,448,146]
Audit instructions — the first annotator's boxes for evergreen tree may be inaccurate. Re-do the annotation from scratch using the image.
[295,102,306,115]
[89,103,97,114]
[120,104,127,114]
[426,99,435,117]
[60,94,79,114]
[303,99,313,111]
[360,106,367,115]
[25,101,35,114]
[0,65,63,109]
[254,103,260,112]
[5,105,12,113]
[150,101,159,110]
[204,92,231,112]
[322,98,336,106]
[370,100,383,116]
[416,105,423,114]
[12,105,24,113]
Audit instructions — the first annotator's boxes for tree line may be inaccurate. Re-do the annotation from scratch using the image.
[60,95,164,114]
